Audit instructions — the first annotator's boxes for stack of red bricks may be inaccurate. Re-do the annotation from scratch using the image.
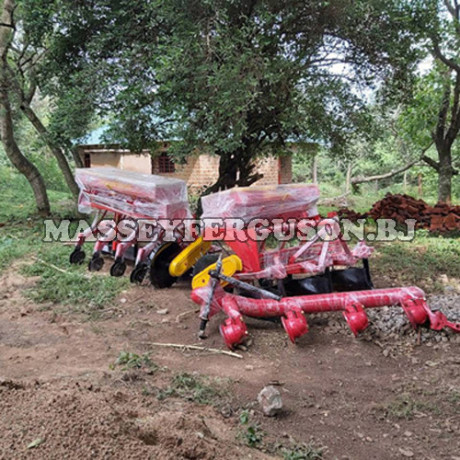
[368,193,460,233]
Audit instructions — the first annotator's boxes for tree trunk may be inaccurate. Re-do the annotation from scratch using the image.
[345,163,352,193]
[437,145,453,204]
[311,155,318,184]
[0,0,50,216]
[20,103,80,197]
[71,146,84,168]
[0,89,50,215]
[197,148,262,216]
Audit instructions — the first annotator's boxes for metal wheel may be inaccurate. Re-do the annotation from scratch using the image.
[149,242,182,288]
[88,253,104,271]
[69,247,85,265]
[130,263,148,284]
[110,259,127,277]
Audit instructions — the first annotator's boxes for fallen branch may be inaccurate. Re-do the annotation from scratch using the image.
[351,143,434,186]
[351,159,419,185]
[142,342,243,359]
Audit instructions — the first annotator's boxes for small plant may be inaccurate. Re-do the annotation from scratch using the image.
[281,442,324,460]
[238,410,264,448]
[112,351,157,371]
[157,372,224,405]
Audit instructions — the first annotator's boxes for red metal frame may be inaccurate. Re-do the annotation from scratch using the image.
[192,286,460,348]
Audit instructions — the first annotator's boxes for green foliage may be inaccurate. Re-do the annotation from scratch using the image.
[113,351,157,371]
[281,443,324,460]
[157,372,225,405]
[21,243,129,312]
[238,410,264,448]
[25,0,421,190]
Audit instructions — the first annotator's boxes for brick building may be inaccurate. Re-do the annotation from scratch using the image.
[77,141,292,190]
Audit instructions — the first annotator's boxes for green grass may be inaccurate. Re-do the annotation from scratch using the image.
[157,372,227,405]
[372,231,460,292]
[0,167,75,223]
[378,392,440,420]
[20,243,129,313]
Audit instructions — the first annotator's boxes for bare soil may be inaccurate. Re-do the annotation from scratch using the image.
[0,265,459,459]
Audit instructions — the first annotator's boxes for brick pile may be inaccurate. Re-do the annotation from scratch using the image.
[368,193,460,233]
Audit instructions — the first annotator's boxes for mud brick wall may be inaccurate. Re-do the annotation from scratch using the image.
[80,145,293,190]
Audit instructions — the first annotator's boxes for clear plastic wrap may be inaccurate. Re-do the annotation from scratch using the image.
[76,167,191,219]
[200,184,320,222]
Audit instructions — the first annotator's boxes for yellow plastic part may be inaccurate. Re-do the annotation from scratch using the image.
[168,236,212,277]
[191,254,243,289]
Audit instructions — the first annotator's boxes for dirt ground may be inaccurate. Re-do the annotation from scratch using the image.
[0,265,459,459]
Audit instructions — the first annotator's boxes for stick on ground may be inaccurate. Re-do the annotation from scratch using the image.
[32,256,91,279]
[142,342,243,359]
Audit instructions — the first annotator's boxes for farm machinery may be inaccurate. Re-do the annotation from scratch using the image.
[186,185,460,349]
[69,167,194,287]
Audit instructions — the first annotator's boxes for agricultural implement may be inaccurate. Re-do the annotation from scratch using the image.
[69,167,192,287]
[187,184,460,348]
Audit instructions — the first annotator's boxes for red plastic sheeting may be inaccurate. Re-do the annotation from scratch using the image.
[200,184,320,222]
[76,167,191,219]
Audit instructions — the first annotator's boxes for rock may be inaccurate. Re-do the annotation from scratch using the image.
[257,385,283,417]
[156,308,169,315]
[119,298,127,304]
[398,448,414,457]
[439,274,449,284]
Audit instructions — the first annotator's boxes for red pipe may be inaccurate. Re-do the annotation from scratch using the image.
[191,285,460,348]
[221,286,426,317]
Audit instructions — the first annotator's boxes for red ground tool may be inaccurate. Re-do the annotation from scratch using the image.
[190,184,460,348]
[69,167,191,286]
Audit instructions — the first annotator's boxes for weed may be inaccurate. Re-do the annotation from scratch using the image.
[281,442,324,460]
[112,351,157,371]
[157,372,225,405]
[238,410,264,448]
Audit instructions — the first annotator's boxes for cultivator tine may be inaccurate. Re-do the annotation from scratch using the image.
[424,308,460,333]
[198,254,223,339]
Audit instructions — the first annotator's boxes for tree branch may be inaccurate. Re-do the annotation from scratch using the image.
[432,39,460,73]
[422,155,440,170]
[434,70,452,142]
[351,159,419,185]
[351,143,434,185]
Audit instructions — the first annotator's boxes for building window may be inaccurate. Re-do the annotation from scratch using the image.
[158,151,175,173]
[84,153,91,168]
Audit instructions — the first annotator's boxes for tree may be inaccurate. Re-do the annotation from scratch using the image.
[34,0,419,195]
[6,0,82,197]
[401,0,460,203]
[0,0,50,215]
